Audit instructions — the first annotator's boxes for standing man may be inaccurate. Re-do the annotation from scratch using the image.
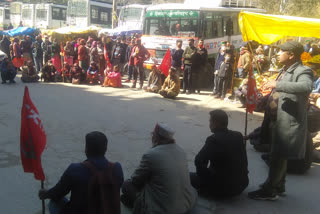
[131,39,150,89]
[111,37,126,75]
[125,37,136,82]
[0,35,11,58]
[78,39,88,72]
[171,39,184,78]
[195,39,208,94]
[211,45,226,96]
[248,41,313,200]
[182,38,197,94]
[41,36,52,65]
[33,36,43,73]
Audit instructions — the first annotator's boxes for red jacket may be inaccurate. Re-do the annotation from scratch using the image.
[133,45,150,66]
[78,45,87,61]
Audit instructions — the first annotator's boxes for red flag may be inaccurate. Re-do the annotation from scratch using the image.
[159,48,171,77]
[104,44,112,69]
[20,86,46,181]
[246,69,259,113]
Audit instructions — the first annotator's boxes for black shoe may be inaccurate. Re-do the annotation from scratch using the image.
[9,80,16,83]
[258,183,286,197]
[248,189,278,201]
[186,91,191,95]
[197,90,201,94]
[1,81,6,84]
[181,90,186,94]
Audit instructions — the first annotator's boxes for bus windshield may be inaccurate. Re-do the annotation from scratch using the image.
[144,10,199,37]
[120,7,142,22]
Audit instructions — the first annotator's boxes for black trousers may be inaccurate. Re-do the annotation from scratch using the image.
[217,77,228,97]
[190,172,247,198]
[183,64,193,92]
[133,64,144,86]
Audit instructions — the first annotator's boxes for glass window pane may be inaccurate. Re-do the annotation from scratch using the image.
[36,9,47,21]
[5,9,10,19]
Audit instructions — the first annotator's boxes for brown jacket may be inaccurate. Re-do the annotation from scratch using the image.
[162,74,180,94]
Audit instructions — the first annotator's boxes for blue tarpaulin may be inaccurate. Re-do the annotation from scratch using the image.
[0,27,38,37]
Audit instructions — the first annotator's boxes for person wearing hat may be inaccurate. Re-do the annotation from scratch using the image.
[182,38,197,94]
[111,37,126,75]
[159,67,180,99]
[121,123,197,214]
[143,63,162,93]
[237,45,252,78]
[190,109,249,198]
[248,41,314,200]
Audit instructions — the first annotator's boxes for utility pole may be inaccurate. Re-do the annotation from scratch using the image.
[112,0,117,29]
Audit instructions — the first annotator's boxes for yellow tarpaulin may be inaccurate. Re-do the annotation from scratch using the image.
[239,11,320,45]
[41,26,101,36]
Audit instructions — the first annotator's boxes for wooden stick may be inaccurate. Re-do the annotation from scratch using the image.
[41,181,45,214]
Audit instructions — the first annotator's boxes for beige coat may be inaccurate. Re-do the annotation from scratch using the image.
[131,144,197,214]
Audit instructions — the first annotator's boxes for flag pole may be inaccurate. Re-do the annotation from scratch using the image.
[41,181,45,214]
[244,108,248,146]
[241,12,250,146]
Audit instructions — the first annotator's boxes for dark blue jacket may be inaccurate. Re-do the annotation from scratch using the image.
[171,48,184,68]
[46,156,124,214]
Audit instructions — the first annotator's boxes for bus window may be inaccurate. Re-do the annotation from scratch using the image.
[36,9,47,21]
[145,18,198,37]
[52,7,66,21]
[202,12,223,39]
[5,9,10,19]
[120,8,142,22]
[22,9,32,20]
[90,5,111,25]
[101,11,108,22]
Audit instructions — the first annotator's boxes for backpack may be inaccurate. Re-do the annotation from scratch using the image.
[81,160,120,214]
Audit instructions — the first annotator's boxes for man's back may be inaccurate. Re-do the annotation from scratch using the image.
[132,144,197,214]
[46,157,123,214]
[195,129,248,189]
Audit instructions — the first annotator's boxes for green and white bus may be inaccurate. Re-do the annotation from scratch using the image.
[142,1,264,68]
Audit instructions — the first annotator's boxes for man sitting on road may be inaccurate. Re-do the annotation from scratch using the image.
[38,131,124,214]
[190,109,249,198]
[121,123,197,214]
[159,67,180,99]
[143,64,162,93]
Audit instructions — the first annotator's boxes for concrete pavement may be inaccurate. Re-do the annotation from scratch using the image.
[0,76,319,214]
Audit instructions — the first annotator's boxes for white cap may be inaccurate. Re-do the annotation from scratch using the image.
[153,123,175,139]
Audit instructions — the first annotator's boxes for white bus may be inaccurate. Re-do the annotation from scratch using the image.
[10,1,22,27]
[35,3,67,29]
[67,0,112,28]
[21,4,36,28]
[142,1,264,66]
[118,4,149,31]
[0,6,10,30]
